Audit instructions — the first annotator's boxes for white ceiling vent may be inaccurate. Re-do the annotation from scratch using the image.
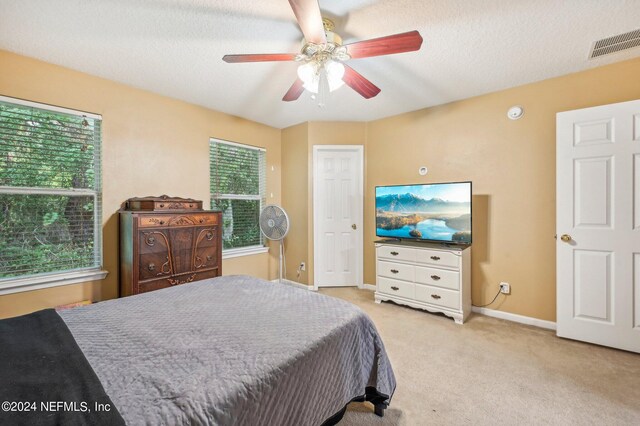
[589,29,640,59]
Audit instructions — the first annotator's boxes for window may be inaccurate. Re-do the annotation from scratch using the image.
[0,96,104,293]
[210,139,266,254]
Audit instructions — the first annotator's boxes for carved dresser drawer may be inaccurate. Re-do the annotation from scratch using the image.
[138,214,219,228]
[137,269,219,294]
[119,196,222,297]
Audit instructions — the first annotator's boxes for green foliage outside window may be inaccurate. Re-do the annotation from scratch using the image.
[212,199,261,249]
[210,141,265,250]
[0,101,101,279]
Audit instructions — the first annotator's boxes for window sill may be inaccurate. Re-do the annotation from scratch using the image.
[0,269,109,296]
[222,246,269,260]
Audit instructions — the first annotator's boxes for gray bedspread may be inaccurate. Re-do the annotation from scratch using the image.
[59,275,396,425]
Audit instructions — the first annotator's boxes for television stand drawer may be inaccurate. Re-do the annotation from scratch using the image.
[415,266,460,290]
[378,277,415,299]
[416,249,460,269]
[415,284,459,310]
[378,260,414,282]
[377,245,416,262]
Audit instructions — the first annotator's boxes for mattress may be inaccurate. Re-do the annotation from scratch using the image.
[59,275,396,425]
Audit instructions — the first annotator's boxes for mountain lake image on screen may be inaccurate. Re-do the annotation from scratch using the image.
[375,182,471,244]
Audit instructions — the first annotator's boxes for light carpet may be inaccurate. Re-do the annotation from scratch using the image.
[319,287,640,425]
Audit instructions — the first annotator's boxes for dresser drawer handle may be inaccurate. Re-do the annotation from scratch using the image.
[199,218,204,223]
[391,286,399,291]
[431,294,441,300]
[168,273,196,286]
[159,220,165,225]
[430,256,440,261]
[390,251,399,256]
[431,275,441,281]
[189,204,194,208]
[148,263,155,272]
[390,269,399,274]
[159,203,164,208]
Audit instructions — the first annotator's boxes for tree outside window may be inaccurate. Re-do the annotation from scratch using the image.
[209,139,265,251]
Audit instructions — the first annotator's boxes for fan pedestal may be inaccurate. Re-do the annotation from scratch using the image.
[259,205,290,284]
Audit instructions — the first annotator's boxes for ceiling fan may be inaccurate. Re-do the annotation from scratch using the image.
[222,0,423,105]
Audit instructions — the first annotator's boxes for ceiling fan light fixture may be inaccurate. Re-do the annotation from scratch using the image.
[223,2,422,103]
[297,59,345,94]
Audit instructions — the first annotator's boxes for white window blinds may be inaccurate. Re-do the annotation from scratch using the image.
[210,139,266,250]
[0,97,102,281]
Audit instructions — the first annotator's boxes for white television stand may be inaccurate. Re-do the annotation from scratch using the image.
[374,240,471,324]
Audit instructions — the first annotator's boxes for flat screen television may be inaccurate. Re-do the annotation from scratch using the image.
[375,181,472,244]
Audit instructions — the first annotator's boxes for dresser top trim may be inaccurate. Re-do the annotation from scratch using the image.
[375,240,470,252]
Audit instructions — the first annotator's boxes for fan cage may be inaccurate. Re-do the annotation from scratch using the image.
[259,205,290,241]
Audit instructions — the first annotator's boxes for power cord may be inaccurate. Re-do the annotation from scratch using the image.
[472,288,503,308]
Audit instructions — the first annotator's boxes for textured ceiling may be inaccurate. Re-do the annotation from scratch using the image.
[1,0,640,128]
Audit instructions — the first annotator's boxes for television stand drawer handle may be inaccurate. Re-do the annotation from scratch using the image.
[391,286,399,291]
[390,251,399,256]
[430,256,441,261]
[390,269,399,274]
[431,294,442,300]
[430,275,441,281]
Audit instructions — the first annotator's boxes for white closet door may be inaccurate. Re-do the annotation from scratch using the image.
[556,99,640,353]
[313,146,363,288]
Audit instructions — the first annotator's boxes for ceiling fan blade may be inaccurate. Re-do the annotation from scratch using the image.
[222,53,297,63]
[283,78,305,102]
[342,65,381,99]
[288,0,326,44]
[345,30,423,59]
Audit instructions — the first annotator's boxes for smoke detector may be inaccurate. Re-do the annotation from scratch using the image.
[589,29,640,59]
[507,106,524,120]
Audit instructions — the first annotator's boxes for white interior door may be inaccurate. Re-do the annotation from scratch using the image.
[314,146,363,288]
[557,99,640,353]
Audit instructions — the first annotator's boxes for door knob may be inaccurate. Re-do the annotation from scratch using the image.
[351,224,357,230]
[560,234,572,242]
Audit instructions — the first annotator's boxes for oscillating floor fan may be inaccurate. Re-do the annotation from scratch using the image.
[259,205,290,283]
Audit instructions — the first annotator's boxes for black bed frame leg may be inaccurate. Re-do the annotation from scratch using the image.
[374,403,385,417]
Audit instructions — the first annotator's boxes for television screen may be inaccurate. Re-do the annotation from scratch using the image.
[375,182,471,244]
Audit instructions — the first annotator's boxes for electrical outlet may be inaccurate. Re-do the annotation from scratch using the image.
[500,282,511,294]
[299,262,306,271]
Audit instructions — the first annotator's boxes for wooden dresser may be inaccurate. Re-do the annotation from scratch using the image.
[119,195,222,297]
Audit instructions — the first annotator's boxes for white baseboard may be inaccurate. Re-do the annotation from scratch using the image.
[362,284,376,291]
[271,279,316,291]
[472,306,556,330]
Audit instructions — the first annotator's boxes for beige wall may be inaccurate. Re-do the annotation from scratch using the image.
[307,122,367,285]
[280,121,366,284]
[281,123,309,283]
[365,57,640,321]
[0,50,281,319]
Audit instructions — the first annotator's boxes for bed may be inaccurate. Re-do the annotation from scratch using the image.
[0,275,396,425]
